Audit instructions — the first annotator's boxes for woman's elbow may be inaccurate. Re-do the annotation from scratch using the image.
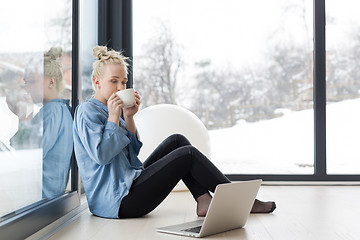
[92,152,112,166]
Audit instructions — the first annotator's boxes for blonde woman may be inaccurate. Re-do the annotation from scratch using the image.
[73,46,276,219]
[21,47,73,198]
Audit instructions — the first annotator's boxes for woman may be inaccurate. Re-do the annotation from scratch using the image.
[21,47,73,198]
[73,45,276,219]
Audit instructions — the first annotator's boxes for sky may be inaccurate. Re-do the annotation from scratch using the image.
[133,0,311,66]
[0,0,44,52]
[0,0,69,53]
[0,0,359,56]
[133,0,360,68]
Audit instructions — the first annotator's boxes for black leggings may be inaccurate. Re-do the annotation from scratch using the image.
[118,134,230,218]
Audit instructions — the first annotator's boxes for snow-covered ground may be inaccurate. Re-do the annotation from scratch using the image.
[210,98,360,174]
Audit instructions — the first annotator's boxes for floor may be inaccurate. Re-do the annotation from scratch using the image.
[47,185,360,240]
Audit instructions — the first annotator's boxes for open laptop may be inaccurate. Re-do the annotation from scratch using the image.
[156,179,262,238]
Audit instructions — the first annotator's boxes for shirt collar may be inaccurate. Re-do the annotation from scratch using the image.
[89,98,107,110]
[48,98,70,105]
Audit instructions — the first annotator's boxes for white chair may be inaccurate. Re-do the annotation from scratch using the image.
[134,104,211,191]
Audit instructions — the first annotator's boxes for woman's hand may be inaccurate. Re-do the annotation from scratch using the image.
[123,91,141,119]
[107,93,123,126]
[123,91,140,136]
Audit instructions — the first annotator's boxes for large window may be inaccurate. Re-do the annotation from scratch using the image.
[326,0,360,174]
[0,0,73,219]
[0,0,83,238]
[133,0,315,174]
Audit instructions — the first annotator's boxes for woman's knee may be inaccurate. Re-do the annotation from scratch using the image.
[182,146,210,165]
[175,145,202,163]
[168,134,191,146]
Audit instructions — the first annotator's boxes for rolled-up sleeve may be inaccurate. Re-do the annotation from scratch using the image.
[127,130,142,155]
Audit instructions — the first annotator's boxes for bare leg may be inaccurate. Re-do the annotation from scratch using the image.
[196,193,212,217]
[250,199,276,213]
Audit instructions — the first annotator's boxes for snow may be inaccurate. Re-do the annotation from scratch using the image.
[209,98,360,174]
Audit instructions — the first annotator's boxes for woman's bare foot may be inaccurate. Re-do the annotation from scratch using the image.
[251,199,276,213]
[196,193,212,217]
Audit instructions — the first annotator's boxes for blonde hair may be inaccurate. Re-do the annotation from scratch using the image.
[24,47,64,93]
[44,47,64,93]
[91,46,129,88]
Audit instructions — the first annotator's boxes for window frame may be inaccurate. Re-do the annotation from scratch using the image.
[98,0,133,87]
[129,0,360,182]
[0,0,132,238]
[0,0,81,238]
[232,0,359,181]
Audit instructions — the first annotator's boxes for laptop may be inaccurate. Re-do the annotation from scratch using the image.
[156,179,262,238]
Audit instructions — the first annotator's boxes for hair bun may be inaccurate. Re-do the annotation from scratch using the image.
[93,46,108,60]
[45,47,63,61]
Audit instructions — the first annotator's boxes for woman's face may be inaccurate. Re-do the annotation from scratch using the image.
[94,64,128,103]
[23,71,44,104]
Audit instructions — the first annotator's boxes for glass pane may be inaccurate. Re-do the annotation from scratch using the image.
[0,0,73,219]
[80,0,98,102]
[133,0,314,174]
[78,0,98,195]
[326,0,360,174]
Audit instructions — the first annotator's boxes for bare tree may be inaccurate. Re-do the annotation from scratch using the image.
[46,0,72,51]
[134,21,183,107]
[192,60,257,129]
[327,25,360,101]
[192,0,315,128]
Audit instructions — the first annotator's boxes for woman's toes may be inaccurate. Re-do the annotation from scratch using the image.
[251,199,276,213]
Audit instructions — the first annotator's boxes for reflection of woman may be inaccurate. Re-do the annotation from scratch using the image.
[22,47,73,198]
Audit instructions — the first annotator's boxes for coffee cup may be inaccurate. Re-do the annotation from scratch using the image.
[116,88,135,108]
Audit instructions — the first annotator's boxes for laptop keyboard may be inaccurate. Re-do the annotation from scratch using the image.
[181,225,202,233]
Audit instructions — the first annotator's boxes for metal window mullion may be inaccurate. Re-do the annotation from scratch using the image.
[71,0,80,192]
[98,0,109,47]
[313,0,327,177]
[98,0,133,87]
[122,0,133,88]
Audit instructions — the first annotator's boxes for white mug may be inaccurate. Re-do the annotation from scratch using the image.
[116,88,135,108]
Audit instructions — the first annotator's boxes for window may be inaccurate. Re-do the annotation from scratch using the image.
[0,0,73,219]
[80,0,98,102]
[326,0,360,174]
[0,0,81,238]
[133,0,315,174]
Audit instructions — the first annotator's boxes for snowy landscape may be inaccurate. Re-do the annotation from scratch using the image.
[210,98,360,175]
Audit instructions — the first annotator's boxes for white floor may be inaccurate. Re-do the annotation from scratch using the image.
[46,185,360,240]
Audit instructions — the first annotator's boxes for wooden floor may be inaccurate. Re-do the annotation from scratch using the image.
[47,185,360,240]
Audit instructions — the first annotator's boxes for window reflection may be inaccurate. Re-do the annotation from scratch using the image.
[21,48,73,199]
[0,0,73,219]
[0,54,42,218]
[0,47,73,218]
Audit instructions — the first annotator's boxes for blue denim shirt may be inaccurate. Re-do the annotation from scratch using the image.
[31,99,73,199]
[73,98,143,218]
